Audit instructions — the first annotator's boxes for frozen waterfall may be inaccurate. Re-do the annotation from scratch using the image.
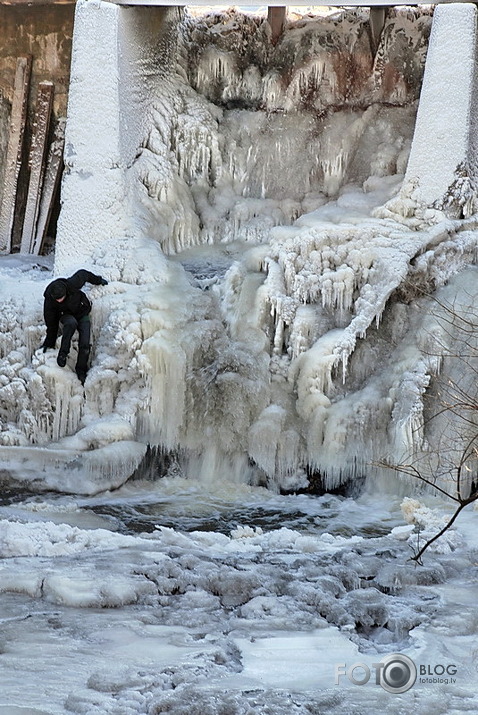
[0,2,477,497]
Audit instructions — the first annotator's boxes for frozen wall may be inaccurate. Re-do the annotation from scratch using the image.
[57,4,433,269]
[56,3,478,268]
[134,6,432,254]
[0,4,74,119]
[0,4,74,250]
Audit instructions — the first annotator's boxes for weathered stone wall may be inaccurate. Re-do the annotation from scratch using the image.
[0,4,74,213]
[0,4,74,116]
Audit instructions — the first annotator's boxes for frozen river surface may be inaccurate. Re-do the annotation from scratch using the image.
[1,477,478,714]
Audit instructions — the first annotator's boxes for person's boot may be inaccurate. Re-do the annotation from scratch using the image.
[57,351,68,367]
[75,343,89,386]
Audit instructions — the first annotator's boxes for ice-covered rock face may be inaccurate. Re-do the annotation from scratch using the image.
[0,6,477,498]
[187,8,430,111]
[126,6,476,493]
[135,7,432,253]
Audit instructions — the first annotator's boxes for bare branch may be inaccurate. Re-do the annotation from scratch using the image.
[410,498,477,564]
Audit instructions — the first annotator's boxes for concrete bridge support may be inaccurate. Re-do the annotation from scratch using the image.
[403,2,478,214]
[55,0,179,273]
[267,7,286,45]
[369,7,387,54]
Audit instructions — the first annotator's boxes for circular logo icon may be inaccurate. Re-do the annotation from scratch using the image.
[379,654,417,694]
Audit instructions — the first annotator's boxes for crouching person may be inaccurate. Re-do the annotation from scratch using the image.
[42,269,108,385]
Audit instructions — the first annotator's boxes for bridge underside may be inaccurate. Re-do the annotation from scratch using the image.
[0,0,474,5]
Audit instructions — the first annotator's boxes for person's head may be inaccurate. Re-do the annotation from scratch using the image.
[49,282,67,303]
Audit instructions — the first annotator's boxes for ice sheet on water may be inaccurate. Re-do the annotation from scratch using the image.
[0,488,477,712]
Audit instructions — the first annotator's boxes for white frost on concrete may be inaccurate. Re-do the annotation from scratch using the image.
[56,0,129,274]
[56,1,181,274]
[393,3,478,215]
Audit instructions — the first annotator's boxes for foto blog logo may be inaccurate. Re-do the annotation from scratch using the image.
[335,654,417,694]
[335,655,458,693]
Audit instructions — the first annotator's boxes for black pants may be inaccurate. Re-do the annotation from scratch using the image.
[59,314,91,375]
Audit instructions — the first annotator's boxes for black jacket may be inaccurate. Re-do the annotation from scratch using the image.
[43,269,105,348]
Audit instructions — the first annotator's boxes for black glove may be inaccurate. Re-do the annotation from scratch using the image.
[99,278,108,286]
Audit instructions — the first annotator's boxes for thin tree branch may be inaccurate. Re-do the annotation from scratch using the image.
[411,498,476,564]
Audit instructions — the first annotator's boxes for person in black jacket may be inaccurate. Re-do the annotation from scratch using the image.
[42,269,108,384]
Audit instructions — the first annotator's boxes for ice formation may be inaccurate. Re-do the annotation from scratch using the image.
[0,3,477,498]
[0,484,477,712]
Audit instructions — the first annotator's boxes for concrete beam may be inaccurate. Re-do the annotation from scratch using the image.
[1,0,470,5]
[0,0,74,4]
[1,0,475,4]
[101,0,475,6]
[369,7,387,55]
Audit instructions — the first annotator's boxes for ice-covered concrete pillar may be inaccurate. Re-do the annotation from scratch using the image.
[55,0,179,275]
[55,0,125,274]
[403,3,478,211]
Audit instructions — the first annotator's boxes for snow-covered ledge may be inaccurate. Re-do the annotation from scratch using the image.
[55,0,179,275]
[402,3,478,213]
[0,441,147,496]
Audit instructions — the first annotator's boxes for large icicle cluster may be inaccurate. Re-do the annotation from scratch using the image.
[0,236,273,493]
[0,257,150,493]
[0,204,475,495]
[133,7,431,254]
[187,8,431,112]
[220,184,478,488]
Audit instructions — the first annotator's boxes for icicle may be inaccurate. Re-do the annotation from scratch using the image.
[288,305,317,359]
[285,59,327,109]
[262,71,285,112]
[83,441,147,488]
[196,48,241,97]
[248,405,286,478]
[50,381,83,443]
[273,318,284,355]
[139,334,187,449]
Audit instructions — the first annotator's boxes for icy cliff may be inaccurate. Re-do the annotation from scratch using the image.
[1,4,477,496]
